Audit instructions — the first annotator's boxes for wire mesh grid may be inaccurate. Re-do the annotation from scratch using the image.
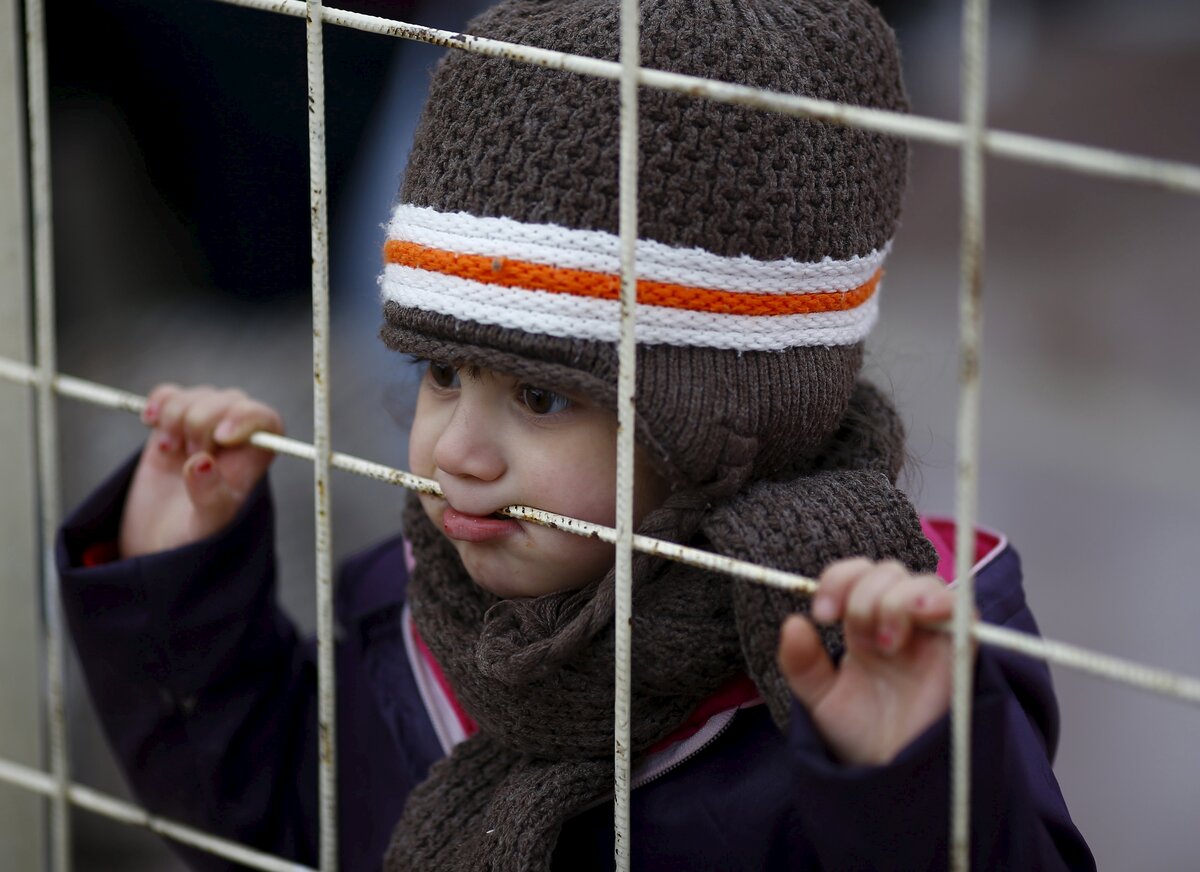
[2,0,1199,870]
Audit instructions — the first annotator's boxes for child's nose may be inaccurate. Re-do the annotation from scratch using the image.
[432,400,505,482]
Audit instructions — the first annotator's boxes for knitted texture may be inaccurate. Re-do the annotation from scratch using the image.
[402,0,907,259]
[380,205,886,350]
[383,0,910,488]
[385,386,937,871]
[703,380,934,727]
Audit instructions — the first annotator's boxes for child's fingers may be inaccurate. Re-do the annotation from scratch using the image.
[182,452,242,533]
[147,386,281,456]
[811,557,874,624]
[141,383,181,426]
[141,425,186,475]
[911,584,957,624]
[212,397,285,447]
[155,385,216,440]
[843,561,906,650]
[778,614,837,712]
[182,389,249,454]
[876,575,944,654]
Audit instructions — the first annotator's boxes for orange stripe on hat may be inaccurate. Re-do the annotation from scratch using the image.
[384,240,879,317]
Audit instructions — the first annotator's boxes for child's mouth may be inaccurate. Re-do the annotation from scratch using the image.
[442,506,522,543]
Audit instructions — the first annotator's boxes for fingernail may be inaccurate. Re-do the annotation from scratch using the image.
[877,625,896,651]
[143,402,159,424]
[812,596,836,624]
[157,435,176,453]
[194,458,213,476]
[213,421,234,443]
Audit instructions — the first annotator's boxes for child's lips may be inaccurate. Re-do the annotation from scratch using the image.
[442,506,522,543]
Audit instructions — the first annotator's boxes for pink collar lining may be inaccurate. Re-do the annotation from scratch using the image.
[919,516,1007,586]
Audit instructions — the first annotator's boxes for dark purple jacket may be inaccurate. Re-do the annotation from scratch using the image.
[58,457,1094,871]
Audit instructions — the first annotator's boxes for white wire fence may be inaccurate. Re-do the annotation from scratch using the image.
[2,1,1199,871]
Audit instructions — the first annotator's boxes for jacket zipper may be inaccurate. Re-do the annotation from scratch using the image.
[630,706,742,790]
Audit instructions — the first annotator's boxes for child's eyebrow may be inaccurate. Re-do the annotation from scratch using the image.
[407,355,485,381]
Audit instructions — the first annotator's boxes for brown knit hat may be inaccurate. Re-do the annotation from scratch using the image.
[380,0,909,491]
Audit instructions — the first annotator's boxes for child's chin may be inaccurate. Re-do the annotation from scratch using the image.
[458,557,521,598]
[469,574,529,599]
[465,566,566,600]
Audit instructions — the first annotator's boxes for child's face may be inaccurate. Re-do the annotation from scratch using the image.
[409,361,669,598]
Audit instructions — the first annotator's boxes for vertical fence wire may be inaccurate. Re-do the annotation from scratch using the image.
[951,0,990,868]
[305,1,338,869]
[23,0,70,868]
[612,0,640,868]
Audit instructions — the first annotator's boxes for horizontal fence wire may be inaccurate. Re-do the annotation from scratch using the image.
[208,0,1200,195]
[5,356,1200,709]
[0,758,317,872]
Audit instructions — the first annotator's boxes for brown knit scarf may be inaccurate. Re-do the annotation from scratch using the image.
[385,383,937,870]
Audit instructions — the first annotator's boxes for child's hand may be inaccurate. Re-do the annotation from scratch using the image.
[778,559,965,767]
[119,385,284,558]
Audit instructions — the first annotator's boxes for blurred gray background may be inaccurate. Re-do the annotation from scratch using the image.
[3,0,1198,868]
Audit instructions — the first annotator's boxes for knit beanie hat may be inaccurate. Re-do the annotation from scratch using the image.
[380,0,909,492]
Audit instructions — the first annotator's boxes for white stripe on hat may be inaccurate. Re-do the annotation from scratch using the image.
[387,204,888,295]
[380,264,879,351]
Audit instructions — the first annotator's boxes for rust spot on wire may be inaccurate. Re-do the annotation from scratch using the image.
[319,724,333,764]
[960,346,980,385]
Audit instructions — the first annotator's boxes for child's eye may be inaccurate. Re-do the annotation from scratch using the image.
[520,385,571,415]
[427,361,460,389]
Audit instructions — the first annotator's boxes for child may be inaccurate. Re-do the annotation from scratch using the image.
[57,0,1093,869]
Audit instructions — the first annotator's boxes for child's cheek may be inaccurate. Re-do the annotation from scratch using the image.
[555,422,621,522]
[416,492,443,529]
[407,397,439,477]
[558,469,620,526]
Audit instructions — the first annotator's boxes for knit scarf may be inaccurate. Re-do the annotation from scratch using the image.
[384,383,937,870]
